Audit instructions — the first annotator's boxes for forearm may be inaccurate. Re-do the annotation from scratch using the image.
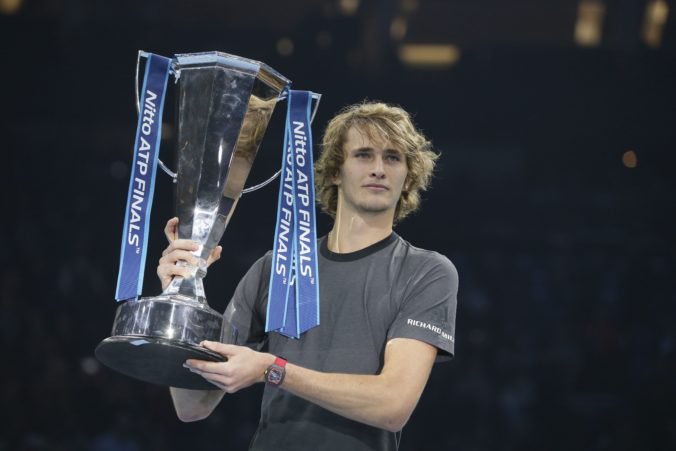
[280,339,437,432]
[181,339,437,431]
[169,387,225,422]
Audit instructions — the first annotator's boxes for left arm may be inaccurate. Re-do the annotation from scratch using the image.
[185,337,437,432]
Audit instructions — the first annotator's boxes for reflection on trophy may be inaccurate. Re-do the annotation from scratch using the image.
[95,52,290,390]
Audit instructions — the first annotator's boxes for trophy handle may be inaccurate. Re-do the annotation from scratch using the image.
[241,92,322,195]
[136,50,178,183]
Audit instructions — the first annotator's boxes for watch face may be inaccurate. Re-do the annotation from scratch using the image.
[267,365,284,385]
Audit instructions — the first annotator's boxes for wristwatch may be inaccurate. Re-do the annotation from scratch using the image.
[264,356,287,387]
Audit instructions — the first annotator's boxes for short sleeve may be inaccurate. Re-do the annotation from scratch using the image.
[387,253,458,361]
[221,253,271,350]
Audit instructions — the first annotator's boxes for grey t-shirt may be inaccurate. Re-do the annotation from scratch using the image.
[222,233,458,451]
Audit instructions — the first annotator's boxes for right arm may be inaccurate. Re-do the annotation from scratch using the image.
[158,217,225,422]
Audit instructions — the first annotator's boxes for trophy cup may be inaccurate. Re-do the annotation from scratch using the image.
[95,52,290,390]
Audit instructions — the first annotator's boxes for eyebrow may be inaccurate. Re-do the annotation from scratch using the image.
[350,147,403,155]
[384,148,404,155]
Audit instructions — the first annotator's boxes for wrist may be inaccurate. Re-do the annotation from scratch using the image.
[259,354,277,383]
[263,355,288,387]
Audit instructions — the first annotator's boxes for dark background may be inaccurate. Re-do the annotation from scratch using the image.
[1,0,675,450]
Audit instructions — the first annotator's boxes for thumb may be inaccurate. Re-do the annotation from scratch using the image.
[207,246,222,266]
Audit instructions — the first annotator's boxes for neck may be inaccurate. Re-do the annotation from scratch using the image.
[327,204,395,254]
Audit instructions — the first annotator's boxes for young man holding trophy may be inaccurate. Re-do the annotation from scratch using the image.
[157,102,458,451]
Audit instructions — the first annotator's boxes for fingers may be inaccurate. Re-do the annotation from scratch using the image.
[157,220,201,290]
[158,247,198,273]
[160,242,199,261]
[156,261,192,284]
[158,217,223,289]
[183,360,241,393]
[183,344,267,394]
[156,244,201,289]
[162,239,199,257]
[182,343,243,378]
[182,363,230,392]
[159,242,199,271]
[184,359,229,375]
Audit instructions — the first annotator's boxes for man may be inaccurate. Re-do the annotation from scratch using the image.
[157,102,458,450]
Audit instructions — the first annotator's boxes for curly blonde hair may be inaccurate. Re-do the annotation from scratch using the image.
[315,102,439,222]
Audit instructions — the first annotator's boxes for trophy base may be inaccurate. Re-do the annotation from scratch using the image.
[95,295,225,390]
[95,336,225,390]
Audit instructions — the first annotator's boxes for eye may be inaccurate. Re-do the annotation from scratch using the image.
[385,154,402,162]
[354,151,371,159]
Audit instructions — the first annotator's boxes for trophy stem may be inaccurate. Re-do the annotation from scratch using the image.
[163,274,207,304]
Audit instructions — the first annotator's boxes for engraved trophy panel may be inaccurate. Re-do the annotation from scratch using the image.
[95,52,290,390]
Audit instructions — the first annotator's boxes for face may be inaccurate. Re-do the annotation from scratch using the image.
[333,126,408,219]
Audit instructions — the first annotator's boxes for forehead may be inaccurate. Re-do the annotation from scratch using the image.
[343,126,400,152]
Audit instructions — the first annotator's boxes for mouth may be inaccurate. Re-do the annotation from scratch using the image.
[363,184,389,191]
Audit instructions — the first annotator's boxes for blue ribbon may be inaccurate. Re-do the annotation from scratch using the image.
[115,53,172,301]
[266,90,320,338]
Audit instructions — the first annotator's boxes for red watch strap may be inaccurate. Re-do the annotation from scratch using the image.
[274,356,287,367]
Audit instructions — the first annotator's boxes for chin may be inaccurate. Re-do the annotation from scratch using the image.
[357,202,395,215]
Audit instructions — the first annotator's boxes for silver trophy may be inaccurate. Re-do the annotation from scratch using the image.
[95,52,290,390]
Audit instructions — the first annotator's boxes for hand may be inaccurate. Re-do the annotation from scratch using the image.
[183,341,276,393]
[156,217,223,290]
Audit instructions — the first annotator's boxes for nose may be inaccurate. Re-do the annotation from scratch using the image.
[370,156,385,179]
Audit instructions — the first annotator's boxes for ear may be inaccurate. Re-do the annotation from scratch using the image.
[332,170,342,186]
[402,176,411,192]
